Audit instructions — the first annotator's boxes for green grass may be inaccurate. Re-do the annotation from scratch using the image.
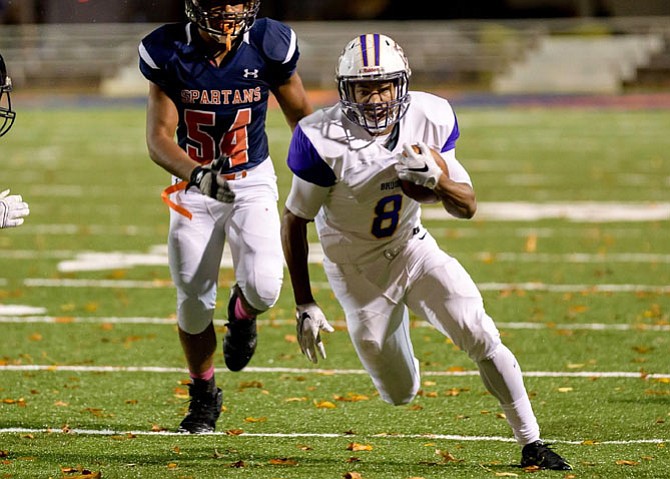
[0,99,669,478]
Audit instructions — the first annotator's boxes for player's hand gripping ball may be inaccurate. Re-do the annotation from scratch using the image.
[395,142,449,204]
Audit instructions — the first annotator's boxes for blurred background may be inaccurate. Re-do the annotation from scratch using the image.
[0,0,669,96]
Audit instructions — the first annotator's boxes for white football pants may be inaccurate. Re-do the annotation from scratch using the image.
[168,159,284,335]
[323,229,540,445]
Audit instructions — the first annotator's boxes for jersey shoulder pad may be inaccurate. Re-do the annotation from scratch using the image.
[407,91,459,151]
[248,18,298,66]
[300,105,351,158]
[409,91,455,127]
[140,23,187,67]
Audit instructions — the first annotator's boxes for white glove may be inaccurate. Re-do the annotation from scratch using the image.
[395,141,443,189]
[0,189,30,229]
[296,303,335,364]
[187,155,235,203]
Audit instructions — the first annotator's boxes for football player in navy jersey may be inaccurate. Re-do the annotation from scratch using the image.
[0,52,30,230]
[139,0,312,433]
[281,34,571,470]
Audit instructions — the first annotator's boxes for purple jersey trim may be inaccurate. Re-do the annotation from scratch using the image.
[441,113,460,152]
[287,125,337,188]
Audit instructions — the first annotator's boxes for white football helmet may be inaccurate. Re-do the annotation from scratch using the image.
[0,53,15,137]
[336,33,411,134]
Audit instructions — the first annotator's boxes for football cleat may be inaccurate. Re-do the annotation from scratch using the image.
[521,441,572,470]
[223,285,257,371]
[178,382,223,434]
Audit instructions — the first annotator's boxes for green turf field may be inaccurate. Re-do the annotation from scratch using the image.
[0,99,669,478]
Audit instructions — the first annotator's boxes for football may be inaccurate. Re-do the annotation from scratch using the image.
[399,144,448,204]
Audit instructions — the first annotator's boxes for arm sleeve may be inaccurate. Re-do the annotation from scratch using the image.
[138,32,168,90]
[285,175,330,220]
[441,149,472,187]
[441,111,460,153]
[254,18,299,87]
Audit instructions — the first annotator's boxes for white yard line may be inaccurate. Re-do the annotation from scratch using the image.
[0,315,669,333]
[0,427,664,445]
[422,202,670,222]
[0,364,668,379]
[3,249,670,264]
[16,277,670,294]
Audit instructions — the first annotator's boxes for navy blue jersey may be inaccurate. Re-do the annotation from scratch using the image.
[139,19,299,173]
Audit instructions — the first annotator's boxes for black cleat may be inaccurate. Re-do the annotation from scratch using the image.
[223,285,257,372]
[521,441,572,470]
[178,383,223,434]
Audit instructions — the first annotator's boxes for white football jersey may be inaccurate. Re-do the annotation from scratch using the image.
[286,91,471,265]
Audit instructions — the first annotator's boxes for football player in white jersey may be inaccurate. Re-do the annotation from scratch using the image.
[0,52,30,230]
[281,34,571,470]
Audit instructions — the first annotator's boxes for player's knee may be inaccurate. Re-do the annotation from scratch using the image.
[239,277,282,313]
[358,338,383,358]
[177,297,215,335]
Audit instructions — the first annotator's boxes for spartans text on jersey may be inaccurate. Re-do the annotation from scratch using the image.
[181,88,262,105]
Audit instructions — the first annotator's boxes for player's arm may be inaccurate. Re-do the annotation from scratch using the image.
[281,172,334,363]
[281,206,314,305]
[434,149,476,219]
[145,82,199,181]
[272,72,313,132]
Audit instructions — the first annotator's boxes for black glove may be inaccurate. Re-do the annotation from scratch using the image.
[187,155,235,203]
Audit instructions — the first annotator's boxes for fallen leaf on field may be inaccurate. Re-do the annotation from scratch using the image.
[315,400,336,409]
[524,233,537,253]
[347,443,373,452]
[225,429,244,436]
[268,457,298,465]
[284,397,307,402]
[166,462,178,469]
[60,466,101,478]
[244,416,267,423]
[334,393,369,402]
[557,387,573,393]
[343,472,363,479]
[581,439,599,445]
[616,459,639,466]
[285,334,297,343]
[494,473,518,477]
[230,460,246,468]
[239,380,263,389]
[436,449,463,463]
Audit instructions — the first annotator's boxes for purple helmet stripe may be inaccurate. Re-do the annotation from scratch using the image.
[373,33,381,66]
[360,34,368,66]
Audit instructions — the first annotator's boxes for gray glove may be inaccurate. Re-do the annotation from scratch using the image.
[296,303,335,363]
[187,155,235,203]
[0,189,29,229]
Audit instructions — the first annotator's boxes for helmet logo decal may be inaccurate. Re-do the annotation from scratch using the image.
[359,33,381,68]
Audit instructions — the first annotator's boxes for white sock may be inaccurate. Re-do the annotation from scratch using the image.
[477,344,541,445]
